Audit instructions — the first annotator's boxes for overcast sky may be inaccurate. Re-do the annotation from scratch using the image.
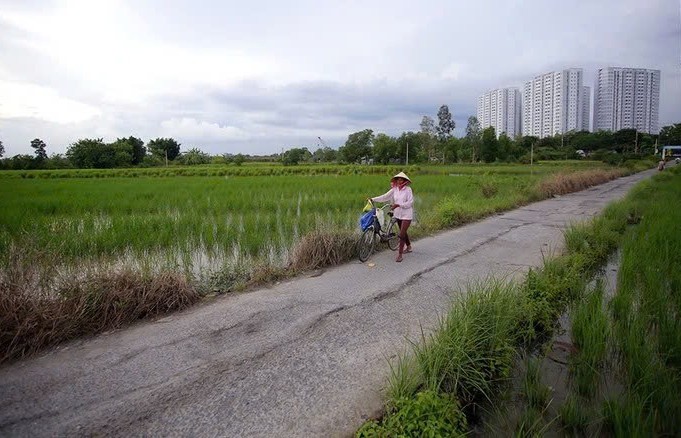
[0,0,679,157]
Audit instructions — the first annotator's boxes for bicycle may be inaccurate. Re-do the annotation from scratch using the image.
[357,199,400,262]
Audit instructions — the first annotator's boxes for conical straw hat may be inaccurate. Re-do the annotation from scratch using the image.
[391,171,411,182]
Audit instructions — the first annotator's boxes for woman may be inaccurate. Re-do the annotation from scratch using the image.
[370,172,414,262]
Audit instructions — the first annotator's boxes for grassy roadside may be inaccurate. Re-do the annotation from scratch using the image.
[0,162,652,364]
[357,164,671,436]
[558,167,681,435]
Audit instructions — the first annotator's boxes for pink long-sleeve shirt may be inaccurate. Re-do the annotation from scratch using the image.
[372,186,414,220]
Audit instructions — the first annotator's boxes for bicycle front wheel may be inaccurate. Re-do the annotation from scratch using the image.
[358,227,375,262]
[387,220,400,251]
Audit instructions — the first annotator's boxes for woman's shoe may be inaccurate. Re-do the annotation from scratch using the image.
[404,246,412,253]
[395,254,403,262]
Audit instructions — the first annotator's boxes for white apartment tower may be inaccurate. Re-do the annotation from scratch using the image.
[593,67,660,134]
[582,86,591,131]
[476,88,522,138]
[522,68,590,138]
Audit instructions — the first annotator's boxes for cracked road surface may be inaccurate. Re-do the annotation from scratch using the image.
[0,169,656,437]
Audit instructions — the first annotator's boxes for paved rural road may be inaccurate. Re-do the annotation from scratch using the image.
[0,169,657,437]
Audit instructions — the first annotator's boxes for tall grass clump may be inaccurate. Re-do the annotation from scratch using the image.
[0,245,198,363]
[289,229,357,271]
[360,280,525,436]
[560,394,591,433]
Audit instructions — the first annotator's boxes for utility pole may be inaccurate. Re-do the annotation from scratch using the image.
[165,150,168,167]
[406,141,409,165]
[635,130,639,154]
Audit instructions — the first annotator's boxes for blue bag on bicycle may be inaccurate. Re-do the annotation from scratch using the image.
[359,209,374,231]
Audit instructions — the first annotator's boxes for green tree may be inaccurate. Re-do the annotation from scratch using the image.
[233,153,246,166]
[112,136,146,165]
[311,146,338,163]
[148,138,181,161]
[395,131,424,164]
[282,147,311,165]
[44,153,72,169]
[339,129,374,163]
[372,133,399,164]
[436,105,455,142]
[111,141,134,167]
[181,148,211,165]
[497,133,513,161]
[0,140,4,158]
[660,123,681,145]
[465,116,481,162]
[66,138,118,168]
[480,126,498,163]
[7,154,35,170]
[420,115,438,161]
[31,138,48,161]
[442,137,460,163]
[612,129,637,153]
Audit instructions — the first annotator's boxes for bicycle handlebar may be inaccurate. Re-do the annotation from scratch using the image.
[367,199,394,216]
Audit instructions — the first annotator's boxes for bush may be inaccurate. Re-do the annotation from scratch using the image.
[434,196,472,228]
[356,390,467,437]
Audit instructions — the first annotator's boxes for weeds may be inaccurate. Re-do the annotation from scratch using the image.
[356,390,467,437]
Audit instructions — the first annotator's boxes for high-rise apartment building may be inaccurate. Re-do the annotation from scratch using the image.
[593,67,660,134]
[522,68,590,138]
[582,86,591,132]
[476,88,522,138]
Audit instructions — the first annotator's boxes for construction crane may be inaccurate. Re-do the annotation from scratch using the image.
[317,136,329,149]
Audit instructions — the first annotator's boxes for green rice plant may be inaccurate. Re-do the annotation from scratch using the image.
[602,395,655,437]
[522,356,552,409]
[570,281,609,397]
[605,166,681,434]
[514,406,549,437]
[559,394,590,434]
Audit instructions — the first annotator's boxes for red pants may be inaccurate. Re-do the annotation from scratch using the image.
[396,219,411,254]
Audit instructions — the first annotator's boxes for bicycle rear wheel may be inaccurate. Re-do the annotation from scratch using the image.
[387,220,400,251]
[358,226,375,262]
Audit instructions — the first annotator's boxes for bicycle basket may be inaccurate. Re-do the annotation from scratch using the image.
[359,209,375,231]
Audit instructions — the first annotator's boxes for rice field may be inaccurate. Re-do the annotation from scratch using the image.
[0,165,551,271]
[0,160,643,295]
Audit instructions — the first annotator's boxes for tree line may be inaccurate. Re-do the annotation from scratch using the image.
[281,107,681,166]
[2,107,680,170]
